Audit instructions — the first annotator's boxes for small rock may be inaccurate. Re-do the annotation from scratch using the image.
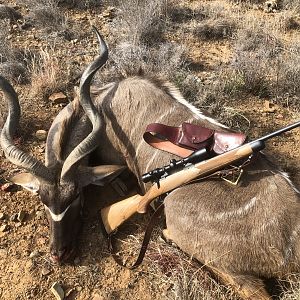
[76,286,82,292]
[36,210,45,219]
[29,250,40,259]
[277,114,284,119]
[0,224,9,232]
[41,266,51,276]
[0,212,5,220]
[17,210,26,222]
[0,248,7,257]
[15,222,22,228]
[50,282,65,300]
[35,130,47,141]
[49,92,68,105]
[264,100,276,113]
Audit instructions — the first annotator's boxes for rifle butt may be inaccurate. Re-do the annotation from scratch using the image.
[100,194,143,234]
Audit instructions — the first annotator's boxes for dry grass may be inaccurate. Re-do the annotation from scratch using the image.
[0,4,22,22]
[275,10,300,31]
[191,3,237,41]
[178,3,299,114]
[223,17,280,98]
[112,0,167,46]
[184,2,238,41]
[113,42,185,78]
[58,0,102,9]
[95,1,205,104]
[148,246,239,300]
[113,224,239,300]
[228,49,271,97]
[28,48,70,100]
[0,19,12,63]
[24,0,68,33]
[281,0,300,13]
[0,20,29,83]
[168,6,206,24]
[194,18,236,40]
[273,43,300,100]
[222,16,300,107]
[277,275,300,300]
[0,62,28,84]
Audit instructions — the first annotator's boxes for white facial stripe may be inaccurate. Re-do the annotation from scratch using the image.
[44,204,71,222]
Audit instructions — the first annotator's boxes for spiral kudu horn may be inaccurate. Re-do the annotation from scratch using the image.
[0,75,54,182]
[60,27,108,181]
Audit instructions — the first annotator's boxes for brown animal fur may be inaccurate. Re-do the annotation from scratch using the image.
[50,76,300,298]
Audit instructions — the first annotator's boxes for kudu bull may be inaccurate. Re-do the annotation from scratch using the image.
[0,30,126,263]
[1,28,300,299]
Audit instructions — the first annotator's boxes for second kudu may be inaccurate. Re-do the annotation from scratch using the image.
[1,28,300,299]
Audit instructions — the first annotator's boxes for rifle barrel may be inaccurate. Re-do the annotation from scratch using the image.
[258,120,300,143]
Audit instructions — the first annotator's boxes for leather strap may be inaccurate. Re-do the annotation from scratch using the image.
[144,123,204,157]
[144,123,246,157]
[105,202,165,269]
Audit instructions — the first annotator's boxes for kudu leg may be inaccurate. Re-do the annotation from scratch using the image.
[162,228,271,299]
[208,266,272,300]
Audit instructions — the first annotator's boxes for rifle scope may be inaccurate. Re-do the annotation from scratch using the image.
[142,148,209,183]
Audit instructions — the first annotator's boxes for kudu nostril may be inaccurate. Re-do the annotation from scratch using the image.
[51,247,67,262]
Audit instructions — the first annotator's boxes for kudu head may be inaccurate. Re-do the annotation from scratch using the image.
[0,27,125,263]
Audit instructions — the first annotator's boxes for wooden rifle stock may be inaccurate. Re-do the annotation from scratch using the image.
[101,142,262,234]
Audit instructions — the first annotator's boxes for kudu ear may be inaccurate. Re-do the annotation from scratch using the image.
[9,173,40,193]
[78,165,127,187]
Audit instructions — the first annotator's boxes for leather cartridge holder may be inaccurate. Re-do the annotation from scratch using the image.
[143,122,246,157]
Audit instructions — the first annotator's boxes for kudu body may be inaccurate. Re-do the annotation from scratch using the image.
[89,78,300,298]
[1,30,300,298]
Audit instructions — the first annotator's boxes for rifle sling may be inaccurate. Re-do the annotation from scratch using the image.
[106,202,165,269]
[143,122,246,157]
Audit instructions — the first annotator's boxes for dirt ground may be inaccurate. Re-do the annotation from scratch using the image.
[0,1,300,300]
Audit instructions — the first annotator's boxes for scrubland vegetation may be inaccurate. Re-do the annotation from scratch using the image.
[0,0,300,299]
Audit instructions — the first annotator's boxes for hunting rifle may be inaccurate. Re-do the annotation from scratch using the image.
[101,120,300,234]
